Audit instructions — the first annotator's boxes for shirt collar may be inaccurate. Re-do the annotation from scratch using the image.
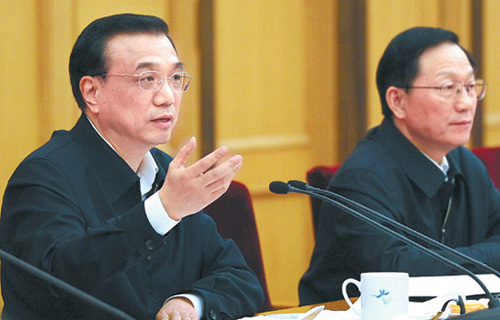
[137,152,159,195]
[421,151,449,176]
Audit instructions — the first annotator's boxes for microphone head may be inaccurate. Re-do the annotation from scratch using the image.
[288,180,307,190]
[269,181,290,194]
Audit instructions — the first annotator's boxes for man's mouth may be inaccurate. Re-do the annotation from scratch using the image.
[152,115,173,127]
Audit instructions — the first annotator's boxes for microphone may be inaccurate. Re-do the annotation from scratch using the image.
[0,248,135,320]
[269,180,500,319]
[269,181,290,195]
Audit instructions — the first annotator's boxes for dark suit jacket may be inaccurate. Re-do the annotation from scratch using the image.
[0,114,263,320]
[299,117,500,304]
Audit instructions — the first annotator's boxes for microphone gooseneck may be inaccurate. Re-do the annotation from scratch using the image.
[288,180,308,190]
[270,180,500,312]
[290,180,500,280]
[0,248,136,320]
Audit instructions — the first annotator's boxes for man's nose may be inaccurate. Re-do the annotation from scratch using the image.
[455,85,475,107]
[154,79,175,105]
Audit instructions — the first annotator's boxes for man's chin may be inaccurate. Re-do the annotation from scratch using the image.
[148,134,172,149]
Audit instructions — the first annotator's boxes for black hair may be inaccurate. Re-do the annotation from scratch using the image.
[69,13,175,110]
[376,26,476,117]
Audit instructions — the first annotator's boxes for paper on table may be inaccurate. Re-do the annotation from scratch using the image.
[238,305,359,320]
[239,295,455,320]
[409,274,500,297]
[264,305,325,320]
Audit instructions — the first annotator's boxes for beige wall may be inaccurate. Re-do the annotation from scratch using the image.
[483,0,500,144]
[2,0,500,311]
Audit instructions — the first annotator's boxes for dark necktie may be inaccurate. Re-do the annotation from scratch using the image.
[142,173,161,200]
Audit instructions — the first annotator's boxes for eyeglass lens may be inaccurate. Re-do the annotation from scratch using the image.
[442,80,485,100]
[138,71,191,93]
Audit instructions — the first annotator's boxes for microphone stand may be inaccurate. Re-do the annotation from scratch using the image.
[269,181,500,319]
[0,248,135,320]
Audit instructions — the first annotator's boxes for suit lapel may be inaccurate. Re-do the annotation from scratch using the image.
[70,114,142,212]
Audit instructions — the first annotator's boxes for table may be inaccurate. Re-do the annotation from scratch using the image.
[259,299,357,315]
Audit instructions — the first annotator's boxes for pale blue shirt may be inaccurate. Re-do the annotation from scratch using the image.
[422,152,450,178]
[86,117,203,317]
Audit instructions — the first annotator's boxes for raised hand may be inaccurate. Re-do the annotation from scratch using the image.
[159,137,243,220]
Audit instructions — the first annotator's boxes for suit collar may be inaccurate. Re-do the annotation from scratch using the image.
[70,114,141,204]
[377,117,449,198]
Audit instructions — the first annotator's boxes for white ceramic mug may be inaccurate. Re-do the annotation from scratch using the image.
[342,272,409,320]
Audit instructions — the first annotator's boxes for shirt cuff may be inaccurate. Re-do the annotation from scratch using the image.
[144,191,180,235]
[166,293,204,318]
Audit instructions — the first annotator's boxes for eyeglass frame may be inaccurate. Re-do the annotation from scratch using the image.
[94,70,193,93]
[405,78,486,101]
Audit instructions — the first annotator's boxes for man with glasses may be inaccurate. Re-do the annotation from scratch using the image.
[299,26,500,305]
[0,13,263,320]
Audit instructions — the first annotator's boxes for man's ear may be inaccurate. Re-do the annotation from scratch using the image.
[386,86,407,119]
[80,76,100,114]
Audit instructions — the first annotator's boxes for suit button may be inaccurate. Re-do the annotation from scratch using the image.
[209,309,219,320]
[145,239,156,251]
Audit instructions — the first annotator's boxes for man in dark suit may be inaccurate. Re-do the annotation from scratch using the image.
[299,27,500,305]
[0,13,263,320]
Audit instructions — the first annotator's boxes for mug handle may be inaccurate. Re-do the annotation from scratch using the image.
[342,278,362,318]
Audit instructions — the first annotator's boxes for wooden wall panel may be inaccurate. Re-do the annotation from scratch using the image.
[0,1,42,195]
[482,0,500,146]
[38,1,80,142]
[213,0,316,306]
[304,1,338,167]
[167,0,203,160]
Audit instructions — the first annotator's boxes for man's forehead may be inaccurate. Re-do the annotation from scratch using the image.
[106,32,174,52]
[417,42,472,75]
[105,33,179,68]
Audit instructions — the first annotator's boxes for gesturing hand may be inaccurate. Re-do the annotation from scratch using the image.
[159,137,242,220]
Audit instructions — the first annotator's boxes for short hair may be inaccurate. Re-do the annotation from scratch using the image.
[69,13,175,110]
[376,26,476,117]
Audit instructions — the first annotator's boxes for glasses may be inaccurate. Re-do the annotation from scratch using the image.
[406,79,486,101]
[98,70,193,93]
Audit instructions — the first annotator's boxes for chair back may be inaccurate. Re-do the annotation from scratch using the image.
[306,165,340,238]
[203,181,272,312]
[472,146,500,189]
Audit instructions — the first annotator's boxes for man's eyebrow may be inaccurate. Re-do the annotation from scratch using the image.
[174,62,185,70]
[135,61,185,71]
[135,62,155,71]
[435,69,476,79]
